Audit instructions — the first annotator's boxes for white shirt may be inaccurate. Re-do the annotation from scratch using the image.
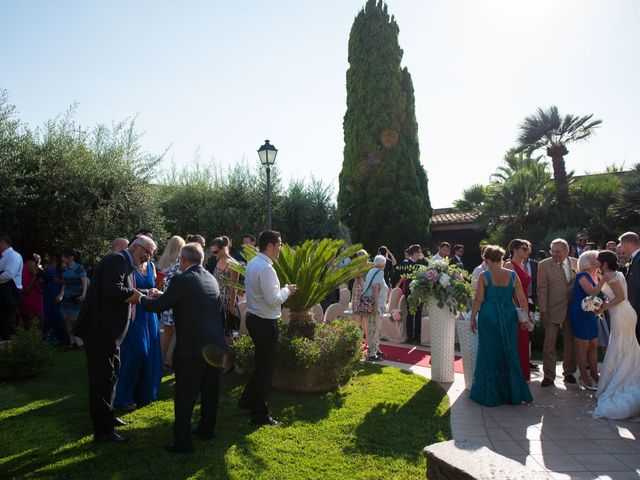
[245,253,290,319]
[432,254,444,261]
[471,262,486,293]
[524,260,533,297]
[0,247,23,289]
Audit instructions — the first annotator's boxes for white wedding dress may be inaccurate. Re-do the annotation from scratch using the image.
[592,271,640,420]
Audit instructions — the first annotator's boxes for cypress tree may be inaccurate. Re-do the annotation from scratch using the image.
[338,0,431,256]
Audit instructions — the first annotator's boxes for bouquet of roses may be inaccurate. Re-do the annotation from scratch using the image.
[581,296,603,313]
[406,259,472,314]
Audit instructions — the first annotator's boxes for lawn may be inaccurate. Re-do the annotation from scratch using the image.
[0,349,451,480]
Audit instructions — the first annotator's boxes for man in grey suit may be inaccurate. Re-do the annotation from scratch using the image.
[132,242,226,453]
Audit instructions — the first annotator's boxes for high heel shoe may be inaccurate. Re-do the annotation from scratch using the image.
[579,380,598,391]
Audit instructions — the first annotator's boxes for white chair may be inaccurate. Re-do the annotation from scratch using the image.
[311,304,324,323]
[385,287,402,313]
[420,315,431,346]
[238,301,248,335]
[323,303,345,323]
[380,295,407,342]
[339,288,351,310]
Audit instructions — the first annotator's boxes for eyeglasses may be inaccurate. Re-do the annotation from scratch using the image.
[518,246,530,252]
[138,245,153,257]
[211,250,220,255]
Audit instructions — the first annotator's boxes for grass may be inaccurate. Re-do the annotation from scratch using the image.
[0,349,451,480]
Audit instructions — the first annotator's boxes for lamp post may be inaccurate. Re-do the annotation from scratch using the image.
[257,139,278,230]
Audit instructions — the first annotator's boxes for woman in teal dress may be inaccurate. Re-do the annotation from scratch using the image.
[114,258,162,411]
[56,248,88,349]
[469,245,533,407]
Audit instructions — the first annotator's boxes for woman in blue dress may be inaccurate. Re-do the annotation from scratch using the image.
[42,252,67,344]
[114,257,162,411]
[568,250,606,391]
[56,248,88,349]
[469,245,533,407]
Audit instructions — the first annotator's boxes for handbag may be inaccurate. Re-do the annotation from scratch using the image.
[357,270,382,314]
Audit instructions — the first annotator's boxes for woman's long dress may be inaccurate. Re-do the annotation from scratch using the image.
[114,264,162,409]
[42,267,67,343]
[592,272,640,419]
[511,262,531,381]
[470,271,533,407]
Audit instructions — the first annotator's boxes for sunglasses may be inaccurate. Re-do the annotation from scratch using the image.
[211,249,220,255]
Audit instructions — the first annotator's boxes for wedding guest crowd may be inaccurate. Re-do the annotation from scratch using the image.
[4,222,640,449]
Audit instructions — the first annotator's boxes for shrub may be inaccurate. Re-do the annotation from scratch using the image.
[0,327,51,378]
[234,319,364,391]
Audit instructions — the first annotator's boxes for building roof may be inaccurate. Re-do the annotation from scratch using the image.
[431,208,479,226]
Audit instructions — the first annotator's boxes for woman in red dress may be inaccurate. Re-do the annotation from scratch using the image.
[19,254,44,330]
[504,239,532,381]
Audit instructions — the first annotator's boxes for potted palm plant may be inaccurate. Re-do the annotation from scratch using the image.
[228,238,371,392]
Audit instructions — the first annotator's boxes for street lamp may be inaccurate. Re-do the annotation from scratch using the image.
[257,139,278,230]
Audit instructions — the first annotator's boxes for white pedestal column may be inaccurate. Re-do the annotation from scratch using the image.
[455,314,478,390]
[426,297,456,383]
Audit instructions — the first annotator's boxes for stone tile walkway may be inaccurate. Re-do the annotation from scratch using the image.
[379,341,640,479]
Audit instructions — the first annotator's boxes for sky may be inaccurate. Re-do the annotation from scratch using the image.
[1,0,639,208]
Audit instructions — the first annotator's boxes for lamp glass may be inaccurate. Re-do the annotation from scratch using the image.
[257,141,277,166]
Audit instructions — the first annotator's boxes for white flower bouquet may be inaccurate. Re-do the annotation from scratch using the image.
[407,259,472,314]
[581,296,603,313]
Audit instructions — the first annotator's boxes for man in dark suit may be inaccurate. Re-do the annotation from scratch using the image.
[74,235,156,443]
[449,244,464,269]
[619,232,640,345]
[133,242,226,453]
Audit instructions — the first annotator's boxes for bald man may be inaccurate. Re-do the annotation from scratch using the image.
[112,238,129,253]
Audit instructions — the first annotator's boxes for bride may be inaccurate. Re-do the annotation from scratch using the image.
[591,250,640,419]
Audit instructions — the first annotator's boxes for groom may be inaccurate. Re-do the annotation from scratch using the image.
[619,232,640,345]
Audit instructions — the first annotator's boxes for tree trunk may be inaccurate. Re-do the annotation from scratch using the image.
[288,309,316,339]
[547,145,569,206]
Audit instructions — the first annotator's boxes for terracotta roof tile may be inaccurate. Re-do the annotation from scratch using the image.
[431,208,479,226]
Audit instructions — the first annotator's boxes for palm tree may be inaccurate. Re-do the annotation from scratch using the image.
[517,106,602,205]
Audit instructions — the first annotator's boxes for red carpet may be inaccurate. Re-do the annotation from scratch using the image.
[378,344,464,373]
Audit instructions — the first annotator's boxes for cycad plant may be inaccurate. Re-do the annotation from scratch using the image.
[227,239,371,338]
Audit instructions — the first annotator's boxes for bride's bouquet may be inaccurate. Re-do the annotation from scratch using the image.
[581,296,603,313]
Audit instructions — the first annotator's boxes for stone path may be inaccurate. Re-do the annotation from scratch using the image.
[378,341,640,479]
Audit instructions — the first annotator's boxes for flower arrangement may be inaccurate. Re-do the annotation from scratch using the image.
[581,296,603,313]
[390,309,402,322]
[406,259,473,314]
